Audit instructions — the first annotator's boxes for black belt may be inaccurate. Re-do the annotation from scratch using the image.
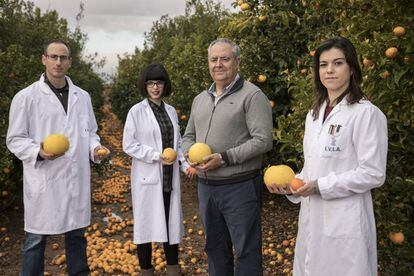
[197,170,261,186]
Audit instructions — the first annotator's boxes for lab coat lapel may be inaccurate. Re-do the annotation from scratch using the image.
[143,99,162,151]
[67,77,78,117]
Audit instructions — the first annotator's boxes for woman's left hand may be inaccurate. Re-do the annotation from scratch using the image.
[292,180,318,197]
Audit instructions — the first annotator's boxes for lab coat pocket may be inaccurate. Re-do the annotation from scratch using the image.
[323,198,362,239]
[23,164,45,196]
[137,162,160,185]
[320,126,349,159]
[79,115,90,138]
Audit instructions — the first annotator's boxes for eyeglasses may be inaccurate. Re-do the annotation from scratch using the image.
[208,56,233,63]
[146,80,165,88]
[45,55,70,62]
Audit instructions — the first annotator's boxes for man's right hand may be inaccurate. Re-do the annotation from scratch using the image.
[39,142,64,160]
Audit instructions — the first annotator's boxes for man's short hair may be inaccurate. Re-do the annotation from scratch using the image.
[208,38,240,58]
[43,39,71,56]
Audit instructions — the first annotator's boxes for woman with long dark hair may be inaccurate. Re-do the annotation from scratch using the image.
[267,37,387,275]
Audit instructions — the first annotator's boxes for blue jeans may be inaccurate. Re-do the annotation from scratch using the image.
[21,228,89,276]
[198,175,263,276]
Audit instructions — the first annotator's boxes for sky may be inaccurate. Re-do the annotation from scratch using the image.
[27,0,236,78]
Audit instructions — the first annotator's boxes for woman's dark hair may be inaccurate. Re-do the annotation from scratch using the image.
[312,36,364,120]
[137,64,172,98]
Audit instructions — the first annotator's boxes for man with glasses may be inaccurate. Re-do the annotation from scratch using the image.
[6,39,110,275]
[182,38,273,275]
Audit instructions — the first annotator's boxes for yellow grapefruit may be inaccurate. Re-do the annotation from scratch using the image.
[43,134,69,155]
[163,147,177,162]
[188,143,212,164]
[264,165,295,187]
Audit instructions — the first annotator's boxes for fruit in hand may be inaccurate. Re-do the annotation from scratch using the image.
[43,134,69,155]
[188,143,212,164]
[290,178,305,191]
[97,148,108,157]
[264,165,295,188]
[163,148,177,162]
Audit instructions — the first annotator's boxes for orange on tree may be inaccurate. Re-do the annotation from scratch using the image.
[269,100,275,108]
[180,114,188,121]
[309,50,316,57]
[389,232,404,245]
[240,3,250,11]
[259,15,268,22]
[362,58,374,67]
[385,47,398,58]
[257,74,267,83]
[263,165,295,188]
[393,26,406,37]
[290,178,305,191]
[43,134,69,155]
[162,147,177,162]
[188,143,212,164]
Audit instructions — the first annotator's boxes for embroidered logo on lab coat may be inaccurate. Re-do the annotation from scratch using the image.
[325,124,342,152]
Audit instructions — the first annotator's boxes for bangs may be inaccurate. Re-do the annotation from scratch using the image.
[145,66,167,81]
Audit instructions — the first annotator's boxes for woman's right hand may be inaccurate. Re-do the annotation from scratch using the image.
[266,184,293,195]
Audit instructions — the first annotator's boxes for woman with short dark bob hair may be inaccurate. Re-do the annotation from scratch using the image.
[267,37,388,275]
[123,64,194,275]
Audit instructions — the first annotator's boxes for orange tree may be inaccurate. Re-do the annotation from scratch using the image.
[0,0,103,209]
[111,0,228,129]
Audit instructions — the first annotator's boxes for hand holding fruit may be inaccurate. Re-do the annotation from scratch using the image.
[161,148,177,165]
[186,166,197,179]
[94,146,110,161]
[291,179,318,197]
[40,134,70,160]
[196,153,222,172]
[39,142,64,160]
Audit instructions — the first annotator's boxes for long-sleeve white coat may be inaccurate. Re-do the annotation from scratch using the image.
[290,98,387,276]
[6,75,101,234]
[122,99,188,245]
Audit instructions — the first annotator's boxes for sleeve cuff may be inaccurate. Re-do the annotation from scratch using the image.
[220,151,230,165]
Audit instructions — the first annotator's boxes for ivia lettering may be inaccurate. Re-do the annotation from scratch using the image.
[325,146,341,152]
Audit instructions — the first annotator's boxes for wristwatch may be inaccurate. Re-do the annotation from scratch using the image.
[218,153,227,167]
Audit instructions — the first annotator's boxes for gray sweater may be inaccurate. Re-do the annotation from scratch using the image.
[182,76,273,181]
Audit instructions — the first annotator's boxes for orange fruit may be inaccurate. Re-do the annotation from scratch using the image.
[240,3,250,11]
[269,100,275,108]
[362,58,374,67]
[290,178,305,191]
[163,147,177,162]
[393,26,406,37]
[389,232,404,244]
[385,47,398,58]
[97,148,108,156]
[180,114,188,121]
[257,74,267,83]
[309,50,316,57]
[259,15,268,22]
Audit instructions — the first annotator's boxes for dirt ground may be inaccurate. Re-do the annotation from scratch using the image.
[0,98,299,275]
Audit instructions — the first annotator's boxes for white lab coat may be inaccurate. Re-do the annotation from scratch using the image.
[290,98,387,276]
[6,75,101,235]
[122,99,188,245]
